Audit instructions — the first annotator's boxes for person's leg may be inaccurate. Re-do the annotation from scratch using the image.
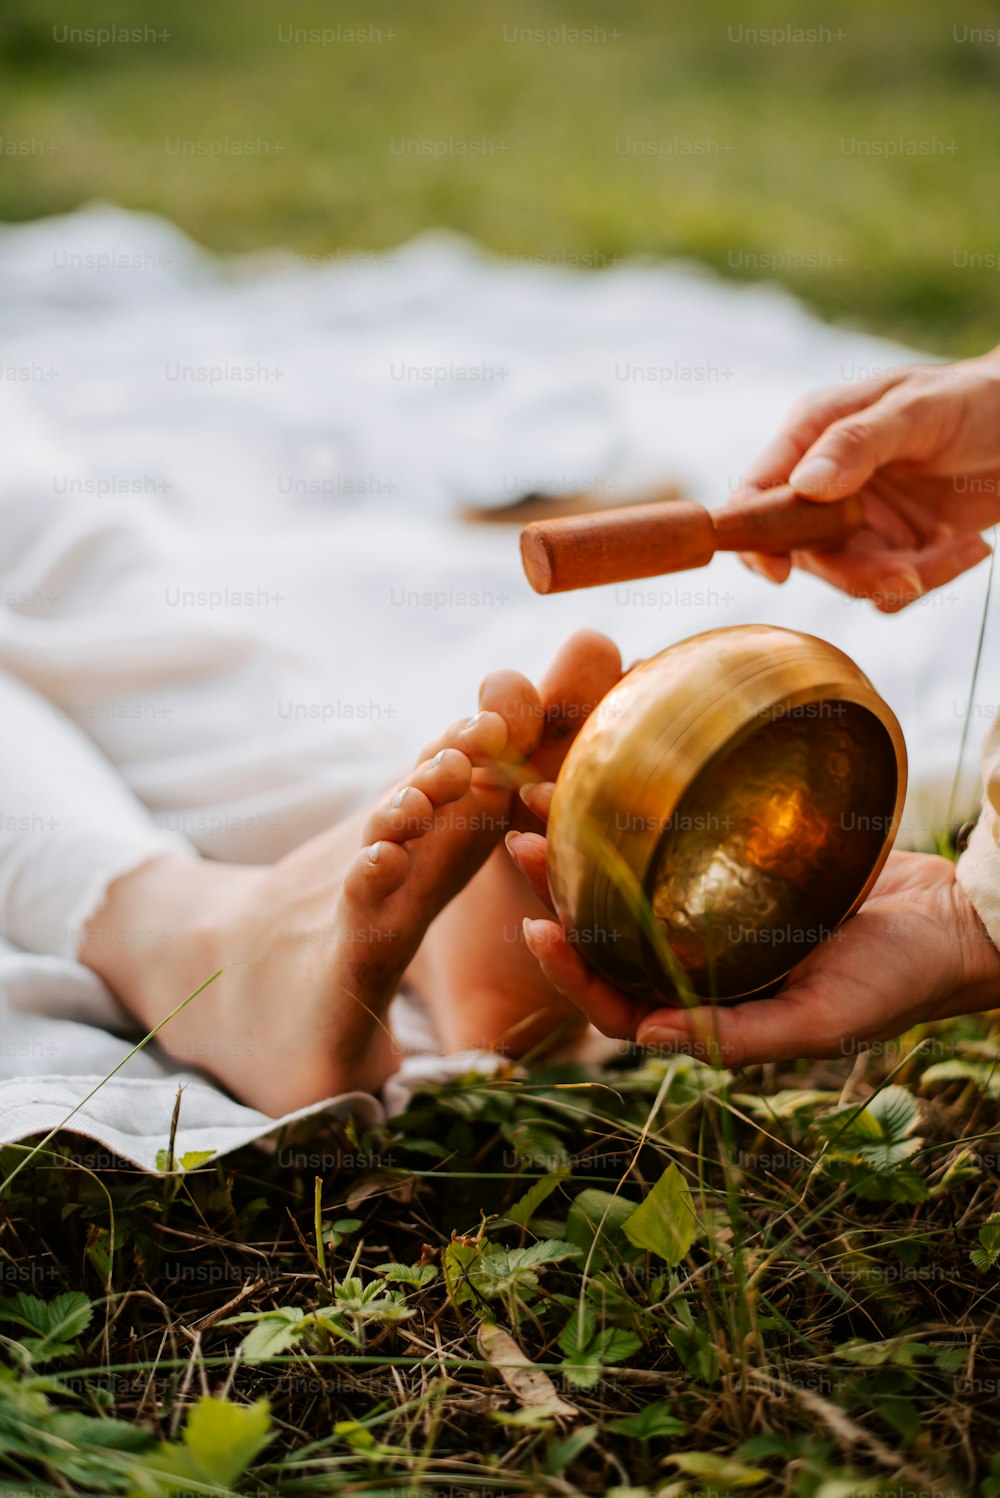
[78,667,546,1115]
[77,631,626,1113]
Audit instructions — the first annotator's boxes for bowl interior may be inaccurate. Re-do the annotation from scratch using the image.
[644,699,898,998]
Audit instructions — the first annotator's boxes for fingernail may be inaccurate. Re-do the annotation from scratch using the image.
[519,782,539,806]
[789,456,841,498]
[505,829,520,855]
[522,917,546,944]
[367,842,382,865]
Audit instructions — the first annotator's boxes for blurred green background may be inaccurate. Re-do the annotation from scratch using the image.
[2,0,997,355]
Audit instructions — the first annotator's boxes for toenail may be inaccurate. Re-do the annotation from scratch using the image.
[367,842,382,865]
[430,751,445,767]
[466,712,483,729]
[392,787,409,808]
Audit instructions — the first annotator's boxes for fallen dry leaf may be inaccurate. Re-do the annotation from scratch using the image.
[477,1322,579,1419]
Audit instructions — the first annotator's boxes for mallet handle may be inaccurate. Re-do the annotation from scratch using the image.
[520,485,864,594]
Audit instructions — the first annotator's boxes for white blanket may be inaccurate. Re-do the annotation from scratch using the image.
[0,204,994,1170]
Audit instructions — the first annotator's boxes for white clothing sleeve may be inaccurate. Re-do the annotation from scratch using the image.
[0,666,192,961]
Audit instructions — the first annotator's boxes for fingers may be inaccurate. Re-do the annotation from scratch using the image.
[737,370,919,583]
[733,373,940,584]
[796,531,991,611]
[519,781,554,821]
[505,831,554,910]
[507,784,555,904]
[742,370,914,494]
[739,548,792,586]
[521,919,844,1068]
[788,385,939,501]
[635,982,845,1069]
[858,492,920,551]
[868,470,953,544]
[521,918,651,1038]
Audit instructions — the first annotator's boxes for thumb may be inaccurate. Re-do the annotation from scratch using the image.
[789,394,920,500]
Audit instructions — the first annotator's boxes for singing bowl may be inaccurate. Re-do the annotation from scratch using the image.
[546,625,906,1003]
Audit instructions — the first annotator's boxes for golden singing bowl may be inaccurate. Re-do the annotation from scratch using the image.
[546,625,906,1003]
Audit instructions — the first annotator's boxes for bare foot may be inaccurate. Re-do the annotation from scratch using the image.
[80,674,543,1116]
[415,630,623,1057]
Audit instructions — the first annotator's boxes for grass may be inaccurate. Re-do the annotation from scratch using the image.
[1,0,999,355]
[4,1028,1000,1496]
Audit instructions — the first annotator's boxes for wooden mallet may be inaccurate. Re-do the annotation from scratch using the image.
[520,484,864,594]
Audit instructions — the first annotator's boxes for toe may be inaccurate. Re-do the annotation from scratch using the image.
[532,631,623,778]
[363,785,436,845]
[419,710,509,766]
[479,668,545,760]
[539,630,622,726]
[408,748,473,809]
[343,840,410,909]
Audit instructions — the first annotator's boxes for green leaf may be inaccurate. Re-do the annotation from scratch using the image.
[505,1168,570,1227]
[622,1164,696,1266]
[0,1291,93,1363]
[556,1304,642,1388]
[470,1240,580,1298]
[931,1147,981,1195]
[179,1149,215,1171]
[543,1424,598,1474]
[668,1451,769,1486]
[922,1057,1000,1095]
[228,1307,307,1363]
[607,1400,687,1441]
[153,1147,215,1173]
[849,1160,928,1204]
[835,1337,956,1369]
[971,1213,1000,1272]
[557,1304,602,1388]
[180,1396,271,1487]
[501,1118,569,1169]
[443,1240,481,1309]
[376,1262,439,1287]
[815,1085,922,1173]
[128,1395,271,1495]
[735,1088,839,1120]
[669,1314,720,1385]
[566,1188,642,1267]
[507,1239,581,1271]
[557,1303,596,1360]
[600,1327,642,1364]
[0,1290,92,1341]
